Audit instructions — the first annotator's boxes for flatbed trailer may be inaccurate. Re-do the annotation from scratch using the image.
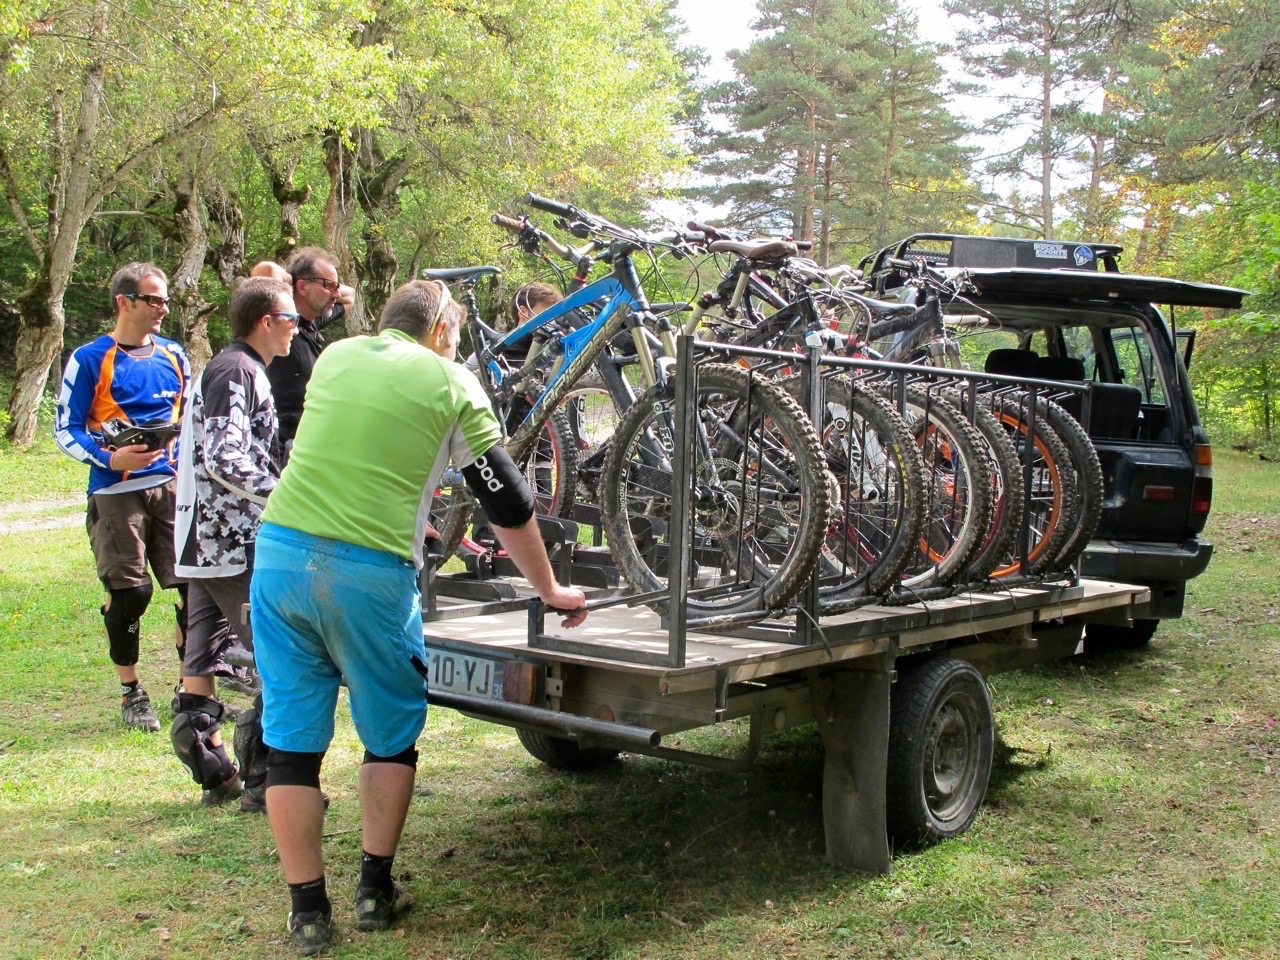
[420,574,1148,874]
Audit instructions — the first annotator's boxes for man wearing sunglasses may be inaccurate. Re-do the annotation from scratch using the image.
[248,279,588,954]
[170,277,298,807]
[54,262,191,733]
[254,247,355,451]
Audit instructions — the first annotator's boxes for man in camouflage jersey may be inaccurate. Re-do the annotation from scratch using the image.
[171,276,298,806]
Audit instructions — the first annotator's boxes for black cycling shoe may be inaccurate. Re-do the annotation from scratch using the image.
[354,881,413,932]
[287,908,332,956]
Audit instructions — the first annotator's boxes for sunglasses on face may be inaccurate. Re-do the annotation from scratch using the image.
[270,311,301,326]
[125,293,170,308]
[303,276,340,294]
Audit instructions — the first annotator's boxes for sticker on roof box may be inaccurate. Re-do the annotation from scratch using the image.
[1072,245,1095,267]
[1033,242,1068,260]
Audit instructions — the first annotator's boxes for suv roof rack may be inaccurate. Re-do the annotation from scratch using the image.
[860,233,1125,294]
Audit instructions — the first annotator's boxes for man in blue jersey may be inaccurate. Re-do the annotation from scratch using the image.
[55,262,191,732]
[249,279,588,954]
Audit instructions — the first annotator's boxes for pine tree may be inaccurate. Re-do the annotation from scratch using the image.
[693,0,975,264]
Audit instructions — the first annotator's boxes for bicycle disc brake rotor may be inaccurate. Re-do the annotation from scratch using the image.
[694,457,749,538]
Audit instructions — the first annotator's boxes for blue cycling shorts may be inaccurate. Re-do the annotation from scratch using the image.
[249,522,427,756]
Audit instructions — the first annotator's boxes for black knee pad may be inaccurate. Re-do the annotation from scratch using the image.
[170,695,235,788]
[233,701,268,790]
[103,583,153,667]
[265,749,325,790]
[362,746,419,770]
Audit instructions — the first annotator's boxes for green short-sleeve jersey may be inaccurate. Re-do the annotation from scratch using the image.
[261,328,502,566]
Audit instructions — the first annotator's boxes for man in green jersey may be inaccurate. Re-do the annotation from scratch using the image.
[249,278,587,955]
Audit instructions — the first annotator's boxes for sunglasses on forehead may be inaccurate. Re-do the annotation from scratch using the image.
[429,280,453,336]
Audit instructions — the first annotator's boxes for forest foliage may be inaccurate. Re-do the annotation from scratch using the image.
[1,0,1278,449]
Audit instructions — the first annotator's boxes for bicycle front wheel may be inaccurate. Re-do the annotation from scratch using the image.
[435,407,579,559]
[797,376,927,599]
[984,392,1079,577]
[522,406,578,519]
[600,364,830,617]
[875,384,994,589]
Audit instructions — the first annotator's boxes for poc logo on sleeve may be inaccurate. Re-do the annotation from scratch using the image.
[473,456,503,492]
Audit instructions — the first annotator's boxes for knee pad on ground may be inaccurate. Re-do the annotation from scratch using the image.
[362,746,419,770]
[233,706,268,790]
[103,583,153,666]
[265,749,325,790]
[170,698,236,789]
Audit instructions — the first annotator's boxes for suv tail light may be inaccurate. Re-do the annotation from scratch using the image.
[1191,443,1213,516]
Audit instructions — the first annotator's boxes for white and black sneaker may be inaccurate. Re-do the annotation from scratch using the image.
[120,688,160,732]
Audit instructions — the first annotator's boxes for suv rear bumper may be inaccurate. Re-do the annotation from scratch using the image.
[1081,537,1214,581]
[1080,537,1214,618]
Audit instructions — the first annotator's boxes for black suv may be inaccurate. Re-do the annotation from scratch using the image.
[861,234,1246,644]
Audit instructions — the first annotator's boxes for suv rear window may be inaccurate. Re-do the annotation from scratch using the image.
[1110,326,1166,405]
[949,311,1176,444]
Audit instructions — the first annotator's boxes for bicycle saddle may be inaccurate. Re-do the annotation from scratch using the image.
[421,266,502,283]
[707,239,798,261]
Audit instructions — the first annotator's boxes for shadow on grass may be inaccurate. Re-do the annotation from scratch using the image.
[0,719,878,960]
[396,725,866,959]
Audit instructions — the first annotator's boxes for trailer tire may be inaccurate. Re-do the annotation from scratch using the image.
[516,728,619,771]
[887,658,993,848]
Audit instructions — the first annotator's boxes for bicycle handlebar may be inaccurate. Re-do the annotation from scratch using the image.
[491,211,581,263]
[492,212,525,232]
[524,192,576,220]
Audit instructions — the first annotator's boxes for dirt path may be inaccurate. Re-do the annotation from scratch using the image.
[0,497,82,534]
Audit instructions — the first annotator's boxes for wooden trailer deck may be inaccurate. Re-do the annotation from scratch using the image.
[423,578,1148,693]
[419,577,1149,874]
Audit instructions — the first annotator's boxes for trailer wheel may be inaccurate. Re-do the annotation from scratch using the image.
[516,728,619,771]
[886,658,994,848]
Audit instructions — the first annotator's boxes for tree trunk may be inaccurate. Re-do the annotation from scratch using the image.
[1039,14,1054,239]
[874,82,901,253]
[171,158,213,373]
[248,130,311,263]
[323,129,368,335]
[356,131,416,320]
[3,0,109,446]
[204,180,246,290]
[1133,207,1153,270]
[796,100,819,245]
[817,142,834,268]
[1081,66,1118,235]
[7,268,67,446]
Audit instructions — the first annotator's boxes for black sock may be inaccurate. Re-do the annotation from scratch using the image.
[288,876,330,917]
[121,680,140,696]
[359,851,395,895]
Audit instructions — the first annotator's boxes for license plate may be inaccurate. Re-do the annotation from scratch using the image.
[424,648,504,700]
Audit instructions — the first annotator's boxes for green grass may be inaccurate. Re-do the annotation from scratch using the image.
[0,445,1277,959]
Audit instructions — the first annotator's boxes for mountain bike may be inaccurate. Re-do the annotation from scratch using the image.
[432,195,832,617]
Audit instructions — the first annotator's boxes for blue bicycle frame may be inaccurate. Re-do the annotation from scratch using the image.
[474,247,677,457]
